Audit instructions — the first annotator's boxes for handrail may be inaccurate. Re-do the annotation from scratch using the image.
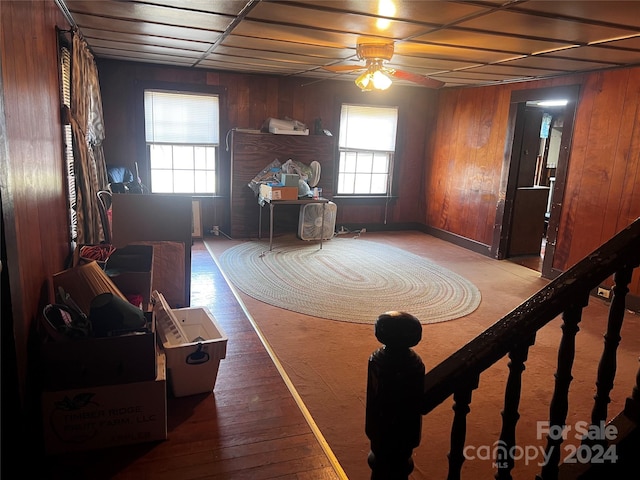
[366,217,640,479]
[422,217,640,414]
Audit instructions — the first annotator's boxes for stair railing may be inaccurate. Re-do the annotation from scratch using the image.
[366,218,640,479]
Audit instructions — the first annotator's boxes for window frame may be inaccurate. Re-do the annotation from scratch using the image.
[335,103,399,198]
[135,81,228,197]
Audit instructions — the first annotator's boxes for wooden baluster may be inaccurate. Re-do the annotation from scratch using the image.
[447,379,478,480]
[589,267,632,438]
[537,295,588,480]
[366,312,425,480]
[495,335,536,480]
[624,357,640,422]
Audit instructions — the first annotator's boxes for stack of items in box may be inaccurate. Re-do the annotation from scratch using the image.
[41,245,166,455]
[152,291,228,398]
[249,158,322,203]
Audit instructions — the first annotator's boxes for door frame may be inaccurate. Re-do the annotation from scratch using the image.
[491,85,581,279]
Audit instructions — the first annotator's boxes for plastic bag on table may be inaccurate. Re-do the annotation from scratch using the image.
[248,158,282,196]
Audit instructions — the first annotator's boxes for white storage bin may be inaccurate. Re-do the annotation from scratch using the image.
[153,291,227,397]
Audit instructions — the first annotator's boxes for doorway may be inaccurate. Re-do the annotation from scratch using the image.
[492,85,580,279]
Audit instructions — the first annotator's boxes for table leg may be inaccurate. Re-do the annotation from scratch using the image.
[320,202,325,249]
[258,204,262,240]
[269,203,274,251]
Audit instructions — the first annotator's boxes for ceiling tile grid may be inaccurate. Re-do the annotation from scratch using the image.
[61,0,640,89]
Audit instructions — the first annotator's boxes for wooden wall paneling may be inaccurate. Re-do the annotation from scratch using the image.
[391,89,434,224]
[457,88,484,239]
[1,0,72,406]
[230,132,336,238]
[475,86,507,245]
[427,90,457,229]
[618,69,640,295]
[564,71,628,268]
[605,69,639,234]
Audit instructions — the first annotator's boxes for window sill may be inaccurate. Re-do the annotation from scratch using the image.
[331,195,398,203]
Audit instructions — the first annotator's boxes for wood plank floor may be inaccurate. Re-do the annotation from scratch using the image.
[41,241,345,480]
[39,231,640,479]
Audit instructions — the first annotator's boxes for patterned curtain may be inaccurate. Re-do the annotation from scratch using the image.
[70,32,108,245]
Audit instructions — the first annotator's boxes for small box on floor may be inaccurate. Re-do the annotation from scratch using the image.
[153,291,227,397]
[41,310,156,390]
[42,349,167,455]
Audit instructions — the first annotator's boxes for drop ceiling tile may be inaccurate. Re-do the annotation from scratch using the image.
[247,2,428,39]
[81,28,212,52]
[71,13,223,43]
[544,45,640,64]
[412,29,573,55]
[457,10,634,45]
[211,45,338,67]
[133,0,250,16]
[231,18,361,48]
[500,55,619,72]
[66,0,233,31]
[514,1,640,29]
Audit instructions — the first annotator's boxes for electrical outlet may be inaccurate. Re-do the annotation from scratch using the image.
[212,226,220,236]
[597,287,610,299]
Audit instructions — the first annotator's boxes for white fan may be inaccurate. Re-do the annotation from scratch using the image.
[298,202,337,241]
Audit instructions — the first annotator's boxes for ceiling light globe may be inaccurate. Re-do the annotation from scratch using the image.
[372,70,392,90]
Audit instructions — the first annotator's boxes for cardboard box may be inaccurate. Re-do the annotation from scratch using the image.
[105,244,154,311]
[41,312,156,390]
[42,350,167,455]
[53,261,128,316]
[153,292,227,397]
[280,174,300,187]
[259,184,298,201]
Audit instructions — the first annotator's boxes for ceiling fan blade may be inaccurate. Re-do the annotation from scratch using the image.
[388,69,445,89]
[322,64,365,73]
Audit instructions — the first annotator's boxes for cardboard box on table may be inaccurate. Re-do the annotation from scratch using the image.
[153,291,227,397]
[42,349,167,455]
[259,184,298,201]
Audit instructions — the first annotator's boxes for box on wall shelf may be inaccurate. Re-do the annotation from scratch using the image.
[152,291,227,397]
[259,184,298,201]
[104,244,154,311]
[42,349,167,455]
[40,311,156,390]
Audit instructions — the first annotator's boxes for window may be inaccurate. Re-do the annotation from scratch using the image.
[337,104,398,195]
[144,90,219,194]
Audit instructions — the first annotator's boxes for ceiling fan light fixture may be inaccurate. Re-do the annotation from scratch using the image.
[372,69,392,90]
[355,70,374,91]
[355,59,392,91]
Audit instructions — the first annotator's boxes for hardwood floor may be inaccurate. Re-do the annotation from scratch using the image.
[42,242,345,480]
[40,231,639,479]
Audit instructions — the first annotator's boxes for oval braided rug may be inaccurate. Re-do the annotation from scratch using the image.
[217,237,481,324]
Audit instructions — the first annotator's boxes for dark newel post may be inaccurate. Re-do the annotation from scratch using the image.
[366,311,425,480]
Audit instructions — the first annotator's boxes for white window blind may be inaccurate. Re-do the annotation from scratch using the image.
[339,104,398,151]
[144,90,219,144]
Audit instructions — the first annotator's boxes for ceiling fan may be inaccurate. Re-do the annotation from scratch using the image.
[323,42,445,91]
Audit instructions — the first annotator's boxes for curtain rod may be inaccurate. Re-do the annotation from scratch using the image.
[54,0,77,30]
